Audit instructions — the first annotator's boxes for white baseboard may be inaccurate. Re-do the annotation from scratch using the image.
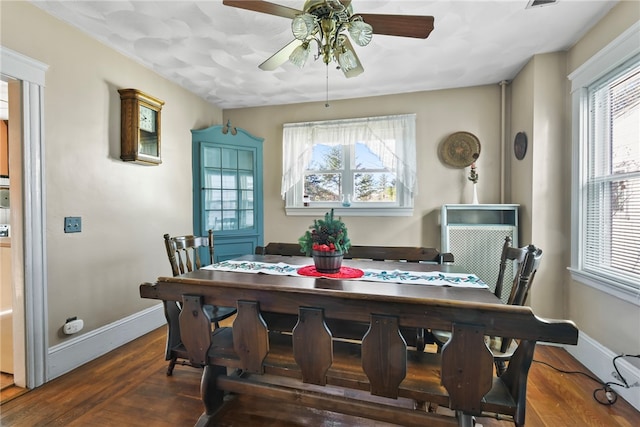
[47,304,166,381]
[564,331,640,411]
[44,307,640,414]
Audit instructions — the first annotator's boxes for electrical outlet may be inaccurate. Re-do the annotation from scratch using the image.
[611,372,640,387]
[63,318,83,335]
[64,217,82,233]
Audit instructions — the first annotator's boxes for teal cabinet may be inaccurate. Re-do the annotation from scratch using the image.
[192,124,264,261]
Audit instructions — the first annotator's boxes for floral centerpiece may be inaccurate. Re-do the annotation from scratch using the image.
[299,209,351,273]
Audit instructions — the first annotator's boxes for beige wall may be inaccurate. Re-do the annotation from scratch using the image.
[564,1,640,356]
[224,86,503,249]
[510,52,568,319]
[509,57,535,242]
[530,52,569,320]
[1,1,223,346]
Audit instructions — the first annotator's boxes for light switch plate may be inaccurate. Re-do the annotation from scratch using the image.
[64,217,82,233]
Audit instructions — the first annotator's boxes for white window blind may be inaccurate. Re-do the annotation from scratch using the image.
[583,59,640,290]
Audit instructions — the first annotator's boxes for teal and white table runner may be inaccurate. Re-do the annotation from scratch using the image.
[204,260,488,289]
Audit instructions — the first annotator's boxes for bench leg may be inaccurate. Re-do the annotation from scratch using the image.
[195,364,227,427]
[456,411,474,427]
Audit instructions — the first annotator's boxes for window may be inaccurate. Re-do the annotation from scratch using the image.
[281,114,416,215]
[201,144,256,231]
[569,24,640,302]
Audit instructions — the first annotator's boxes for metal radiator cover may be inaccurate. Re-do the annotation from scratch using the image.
[445,225,517,303]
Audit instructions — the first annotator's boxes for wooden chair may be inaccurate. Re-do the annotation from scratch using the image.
[162,230,237,375]
[433,236,543,375]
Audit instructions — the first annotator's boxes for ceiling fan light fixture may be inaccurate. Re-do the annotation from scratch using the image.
[289,42,310,68]
[348,19,373,46]
[292,13,317,40]
[223,0,434,79]
[337,47,358,72]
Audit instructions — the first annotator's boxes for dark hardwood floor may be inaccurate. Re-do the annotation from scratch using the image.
[1,325,638,427]
[0,372,28,405]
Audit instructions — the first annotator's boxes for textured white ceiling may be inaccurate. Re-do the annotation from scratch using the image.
[30,0,618,109]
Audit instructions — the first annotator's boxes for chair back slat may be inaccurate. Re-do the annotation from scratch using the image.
[507,244,543,307]
[495,237,527,299]
[496,238,543,355]
[495,237,542,304]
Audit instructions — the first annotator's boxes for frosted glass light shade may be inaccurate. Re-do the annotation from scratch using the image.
[337,48,357,71]
[348,20,373,46]
[292,13,317,40]
[289,43,310,68]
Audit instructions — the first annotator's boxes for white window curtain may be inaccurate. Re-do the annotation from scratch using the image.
[281,114,417,199]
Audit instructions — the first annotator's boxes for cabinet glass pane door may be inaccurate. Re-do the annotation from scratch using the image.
[202,145,255,232]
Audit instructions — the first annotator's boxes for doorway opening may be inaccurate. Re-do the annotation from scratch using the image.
[0,46,49,396]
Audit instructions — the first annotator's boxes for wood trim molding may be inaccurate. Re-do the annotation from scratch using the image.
[0,46,49,389]
[564,332,640,411]
[48,304,165,380]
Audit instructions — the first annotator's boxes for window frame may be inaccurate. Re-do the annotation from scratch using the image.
[568,22,640,306]
[282,114,416,216]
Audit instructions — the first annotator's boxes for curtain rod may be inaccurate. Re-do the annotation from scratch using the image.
[283,113,416,128]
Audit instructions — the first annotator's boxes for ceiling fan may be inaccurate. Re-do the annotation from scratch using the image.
[223,0,434,78]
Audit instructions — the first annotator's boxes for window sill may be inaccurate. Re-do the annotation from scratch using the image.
[286,207,414,217]
[568,267,640,307]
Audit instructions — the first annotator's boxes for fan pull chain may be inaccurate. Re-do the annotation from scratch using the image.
[325,64,330,108]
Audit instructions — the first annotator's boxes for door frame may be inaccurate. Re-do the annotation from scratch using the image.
[1,46,49,389]
[191,125,264,259]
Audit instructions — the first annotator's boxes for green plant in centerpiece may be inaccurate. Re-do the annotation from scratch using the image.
[298,209,351,256]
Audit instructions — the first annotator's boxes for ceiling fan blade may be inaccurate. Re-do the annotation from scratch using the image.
[339,37,364,78]
[357,14,435,39]
[222,0,301,20]
[259,39,302,71]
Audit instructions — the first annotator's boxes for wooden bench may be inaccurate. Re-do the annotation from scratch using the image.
[140,274,578,427]
[256,242,454,263]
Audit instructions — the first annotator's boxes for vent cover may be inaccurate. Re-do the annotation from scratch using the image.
[527,0,558,8]
[445,225,518,303]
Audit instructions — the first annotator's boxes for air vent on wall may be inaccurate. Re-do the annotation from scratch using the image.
[526,0,558,8]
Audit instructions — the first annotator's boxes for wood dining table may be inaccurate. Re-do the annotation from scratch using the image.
[148,253,501,306]
[144,253,502,352]
[140,254,578,427]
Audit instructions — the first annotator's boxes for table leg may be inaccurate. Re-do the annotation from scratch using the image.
[195,364,227,427]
